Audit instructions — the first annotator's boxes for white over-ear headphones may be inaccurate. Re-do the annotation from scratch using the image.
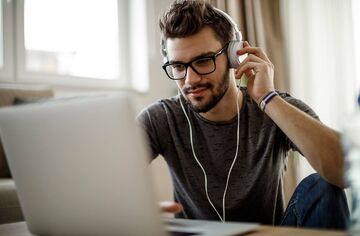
[213,8,243,68]
[160,7,243,68]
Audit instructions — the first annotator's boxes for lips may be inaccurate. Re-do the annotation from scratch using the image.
[187,87,207,96]
[183,84,211,97]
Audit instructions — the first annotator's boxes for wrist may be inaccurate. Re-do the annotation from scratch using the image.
[257,91,278,112]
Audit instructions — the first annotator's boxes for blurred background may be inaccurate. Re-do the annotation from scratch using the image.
[0,0,359,205]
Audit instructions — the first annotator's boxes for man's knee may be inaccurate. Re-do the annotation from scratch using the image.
[300,173,346,203]
[285,173,349,229]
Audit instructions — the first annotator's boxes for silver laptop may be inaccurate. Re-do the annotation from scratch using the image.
[0,92,259,236]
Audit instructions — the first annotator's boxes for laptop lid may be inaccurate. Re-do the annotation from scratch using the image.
[0,93,167,236]
[0,92,260,236]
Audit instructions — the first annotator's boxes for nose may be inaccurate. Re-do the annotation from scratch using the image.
[184,66,201,86]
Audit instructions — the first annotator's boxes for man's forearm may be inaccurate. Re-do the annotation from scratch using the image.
[264,95,345,188]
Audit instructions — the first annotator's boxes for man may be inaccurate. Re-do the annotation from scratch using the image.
[138,0,349,228]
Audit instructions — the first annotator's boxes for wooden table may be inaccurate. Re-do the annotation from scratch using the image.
[247,225,345,236]
[0,221,346,236]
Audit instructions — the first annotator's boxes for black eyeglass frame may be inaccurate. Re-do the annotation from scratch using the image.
[162,43,229,80]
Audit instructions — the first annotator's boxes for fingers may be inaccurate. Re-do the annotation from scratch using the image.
[159,201,183,214]
[244,69,255,79]
[235,61,262,79]
[234,41,275,101]
[237,41,271,63]
[234,54,266,79]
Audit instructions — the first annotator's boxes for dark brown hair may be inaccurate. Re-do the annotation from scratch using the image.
[159,0,233,47]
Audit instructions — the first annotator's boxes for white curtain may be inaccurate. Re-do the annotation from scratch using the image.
[281,0,357,179]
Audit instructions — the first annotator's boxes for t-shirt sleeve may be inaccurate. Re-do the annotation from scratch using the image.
[136,104,164,161]
[279,92,320,153]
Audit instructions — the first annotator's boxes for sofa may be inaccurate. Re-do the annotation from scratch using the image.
[0,84,54,224]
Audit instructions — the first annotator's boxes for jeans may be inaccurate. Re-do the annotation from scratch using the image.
[280,173,349,229]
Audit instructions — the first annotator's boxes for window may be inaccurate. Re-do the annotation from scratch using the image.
[0,0,14,81]
[0,0,3,69]
[24,0,119,80]
[0,0,148,91]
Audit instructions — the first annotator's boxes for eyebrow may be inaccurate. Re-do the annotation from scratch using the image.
[168,51,217,64]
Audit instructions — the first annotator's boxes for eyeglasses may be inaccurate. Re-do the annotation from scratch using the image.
[162,44,228,80]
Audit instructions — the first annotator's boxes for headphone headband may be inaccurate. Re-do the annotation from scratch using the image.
[213,7,242,41]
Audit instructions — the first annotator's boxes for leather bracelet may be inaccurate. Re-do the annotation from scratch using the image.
[258,91,278,111]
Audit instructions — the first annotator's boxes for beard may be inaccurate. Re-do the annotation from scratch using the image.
[182,72,230,113]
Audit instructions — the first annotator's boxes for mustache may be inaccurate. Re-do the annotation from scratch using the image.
[182,83,212,94]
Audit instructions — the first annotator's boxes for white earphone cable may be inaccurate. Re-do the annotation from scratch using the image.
[178,85,241,223]
[222,86,241,222]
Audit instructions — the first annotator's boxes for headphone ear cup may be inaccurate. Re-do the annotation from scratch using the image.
[160,37,168,63]
[227,40,243,68]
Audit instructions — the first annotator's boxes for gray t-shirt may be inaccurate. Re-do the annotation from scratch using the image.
[137,87,318,225]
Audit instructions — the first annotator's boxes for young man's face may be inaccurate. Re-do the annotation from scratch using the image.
[166,26,230,113]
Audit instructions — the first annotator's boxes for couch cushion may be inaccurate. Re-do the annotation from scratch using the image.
[0,85,54,178]
[0,141,11,178]
[0,86,54,107]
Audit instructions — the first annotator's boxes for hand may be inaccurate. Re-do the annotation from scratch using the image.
[234,41,275,103]
[159,201,183,214]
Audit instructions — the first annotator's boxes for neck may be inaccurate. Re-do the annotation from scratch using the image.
[200,80,242,122]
